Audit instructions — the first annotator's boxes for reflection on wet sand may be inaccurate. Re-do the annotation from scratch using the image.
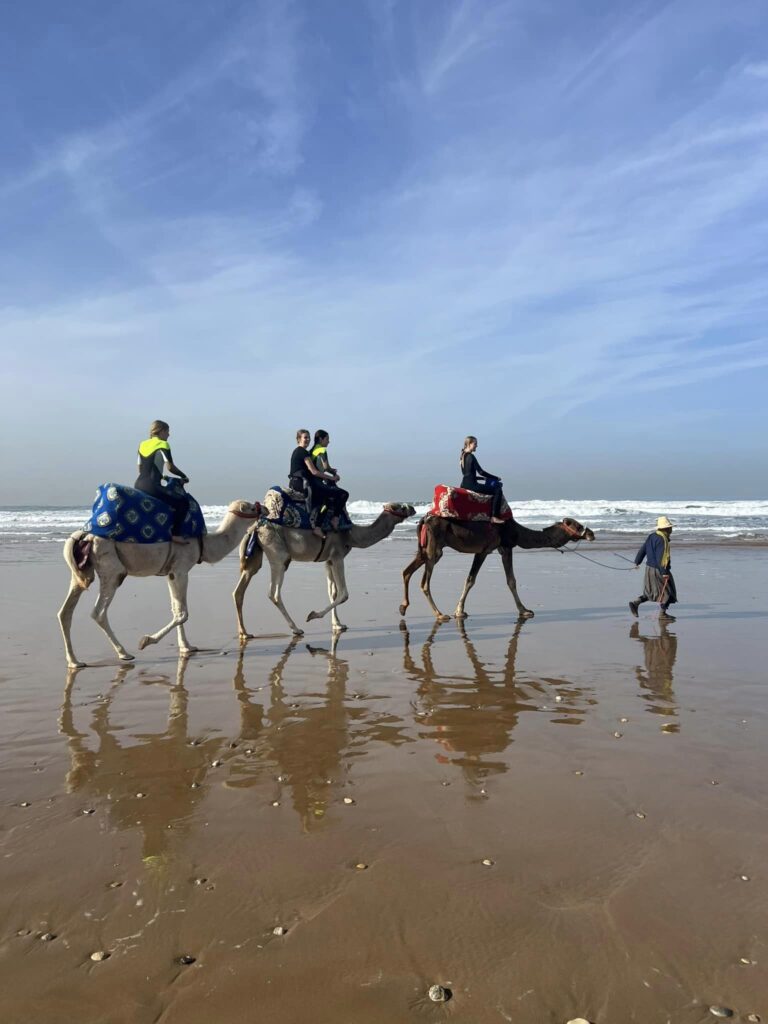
[631,620,679,731]
[230,636,411,828]
[400,620,595,783]
[60,660,223,862]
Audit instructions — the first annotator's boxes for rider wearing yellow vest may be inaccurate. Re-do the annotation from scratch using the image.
[310,430,349,524]
[135,420,190,540]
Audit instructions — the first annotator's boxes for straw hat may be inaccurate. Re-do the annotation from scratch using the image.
[656,515,673,529]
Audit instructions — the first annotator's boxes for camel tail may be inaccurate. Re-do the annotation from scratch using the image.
[239,528,261,572]
[63,531,94,589]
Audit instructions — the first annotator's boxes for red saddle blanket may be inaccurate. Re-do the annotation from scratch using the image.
[429,485,512,522]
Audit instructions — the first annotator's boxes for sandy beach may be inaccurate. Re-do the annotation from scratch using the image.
[1,538,767,1023]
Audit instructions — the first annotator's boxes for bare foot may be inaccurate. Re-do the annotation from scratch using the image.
[171,536,189,545]
[491,516,505,524]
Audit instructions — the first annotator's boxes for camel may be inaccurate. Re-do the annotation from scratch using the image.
[58,499,261,668]
[399,515,595,622]
[233,502,415,638]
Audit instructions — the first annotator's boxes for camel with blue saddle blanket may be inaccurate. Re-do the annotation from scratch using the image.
[234,499,416,639]
[58,486,261,668]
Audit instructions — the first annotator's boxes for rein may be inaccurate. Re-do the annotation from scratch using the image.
[559,519,584,539]
[232,506,261,520]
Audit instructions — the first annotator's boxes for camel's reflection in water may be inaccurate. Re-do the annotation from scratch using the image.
[60,660,222,863]
[60,618,613,839]
[400,619,595,785]
[630,620,680,732]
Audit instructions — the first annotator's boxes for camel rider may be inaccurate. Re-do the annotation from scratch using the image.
[311,430,350,525]
[135,420,190,542]
[459,435,506,523]
[289,428,338,537]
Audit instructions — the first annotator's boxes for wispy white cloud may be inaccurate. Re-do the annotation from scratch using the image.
[2,0,768,500]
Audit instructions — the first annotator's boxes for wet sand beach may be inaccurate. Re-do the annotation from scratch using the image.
[1,541,767,1023]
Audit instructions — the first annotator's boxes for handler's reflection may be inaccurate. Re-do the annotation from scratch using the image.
[631,620,679,731]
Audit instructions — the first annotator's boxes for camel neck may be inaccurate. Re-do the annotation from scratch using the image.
[348,512,398,549]
[201,514,251,564]
[513,522,569,550]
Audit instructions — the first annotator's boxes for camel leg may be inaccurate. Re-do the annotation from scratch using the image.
[90,573,135,662]
[137,571,192,651]
[454,553,487,619]
[500,547,534,619]
[421,553,451,623]
[58,578,87,669]
[267,559,304,637]
[170,576,197,656]
[325,561,347,633]
[399,549,426,617]
[307,556,349,624]
[234,566,258,640]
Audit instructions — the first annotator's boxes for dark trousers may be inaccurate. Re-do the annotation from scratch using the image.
[465,480,504,517]
[135,478,190,534]
[307,477,349,517]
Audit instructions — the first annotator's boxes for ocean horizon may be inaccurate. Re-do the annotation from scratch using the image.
[3,497,768,548]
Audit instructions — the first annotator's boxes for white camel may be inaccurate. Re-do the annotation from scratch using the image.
[233,502,415,638]
[59,499,261,668]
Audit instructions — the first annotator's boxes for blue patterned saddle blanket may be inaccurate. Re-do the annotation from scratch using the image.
[261,486,352,532]
[84,483,206,543]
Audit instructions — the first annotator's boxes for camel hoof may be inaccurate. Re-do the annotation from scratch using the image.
[180,647,198,657]
[292,628,305,638]
[239,633,254,642]
[137,636,152,651]
[520,610,535,620]
[332,624,348,634]
[306,611,319,622]
[437,614,451,623]
[68,660,86,670]
[454,612,468,620]
[119,653,135,661]
[398,604,408,617]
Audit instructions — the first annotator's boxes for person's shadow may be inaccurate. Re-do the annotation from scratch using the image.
[630,620,679,731]
[59,659,223,865]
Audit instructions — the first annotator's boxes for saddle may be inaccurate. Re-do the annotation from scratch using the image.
[428,484,513,523]
[83,483,206,543]
[261,486,353,532]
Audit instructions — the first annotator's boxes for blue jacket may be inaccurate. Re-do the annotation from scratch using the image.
[635,532,671,572]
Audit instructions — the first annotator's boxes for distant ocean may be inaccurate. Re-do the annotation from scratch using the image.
[2,499,767,551]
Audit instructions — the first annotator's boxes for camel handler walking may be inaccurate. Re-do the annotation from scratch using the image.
[630,516,677,622]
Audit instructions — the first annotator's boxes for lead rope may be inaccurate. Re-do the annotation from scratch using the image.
[556,541,636,571]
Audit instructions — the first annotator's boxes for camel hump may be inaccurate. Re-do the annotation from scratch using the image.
[429,484,512,523]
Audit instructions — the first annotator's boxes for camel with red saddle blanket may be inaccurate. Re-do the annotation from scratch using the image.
[399,485,595,622]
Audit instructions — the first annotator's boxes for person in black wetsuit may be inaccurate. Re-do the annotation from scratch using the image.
[459,435,506,523]
[288,428,340,536]
[135,420,190,542]
[310,430,350,526]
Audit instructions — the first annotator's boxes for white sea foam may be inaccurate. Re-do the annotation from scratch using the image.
[1,497,767,545]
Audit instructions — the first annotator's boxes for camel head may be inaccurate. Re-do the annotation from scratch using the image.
[226,500,262,520]
[562,517,595,542]
[383,503,416,520]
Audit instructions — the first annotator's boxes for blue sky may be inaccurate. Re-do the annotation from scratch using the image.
[1,0,767,504]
